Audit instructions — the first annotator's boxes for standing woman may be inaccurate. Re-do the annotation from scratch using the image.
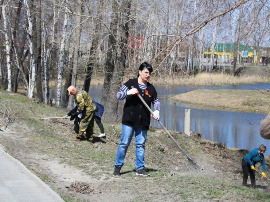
[242,144,267,188]
[113,62,160,176]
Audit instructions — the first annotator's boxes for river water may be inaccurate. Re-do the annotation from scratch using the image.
[89,83,270,155]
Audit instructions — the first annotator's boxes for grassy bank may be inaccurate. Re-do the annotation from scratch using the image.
[1,90,270,201]
[170,89,270,114]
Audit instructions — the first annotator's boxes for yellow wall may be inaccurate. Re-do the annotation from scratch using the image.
[204,50,257,63]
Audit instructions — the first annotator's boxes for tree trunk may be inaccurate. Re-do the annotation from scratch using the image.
[2,4,12,92]
[12,30,29,90]
[67,0,83,108]
[11,0,23,93]
[0,0,3,88]
[62,41,73,108]
[35,0,43,102]
[101,0,119,112]
[198,29,204,72]
[44,0,58,105]
[211,19,217,72]
[83,0,103,94]
[233,8,242,75]
[43,23,50,105]
[102,0,131,122]
[55,4,69,107]
[25,0,37,98]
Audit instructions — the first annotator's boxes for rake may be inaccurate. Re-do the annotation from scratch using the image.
[40,117,67,120]
[133,87,200,169]
[254,169,270,190]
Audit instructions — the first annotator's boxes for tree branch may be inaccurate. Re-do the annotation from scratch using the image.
[151,0,251,69]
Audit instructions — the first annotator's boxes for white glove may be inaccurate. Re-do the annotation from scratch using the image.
[64,114,68,119]
[151,110,160,120]
[78,113,82,119]
[127,88,139,95]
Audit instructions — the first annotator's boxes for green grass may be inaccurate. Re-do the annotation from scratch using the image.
[161,175,270,201]
[2,89,270,201]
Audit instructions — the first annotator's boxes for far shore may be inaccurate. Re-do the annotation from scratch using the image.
[151,72,270,86]
[90,71,270,86]
[40,67,270,88]
[170,89,270,114]
[15,70,270,98]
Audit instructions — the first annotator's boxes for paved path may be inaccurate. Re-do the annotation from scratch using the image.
[0,145,64,202]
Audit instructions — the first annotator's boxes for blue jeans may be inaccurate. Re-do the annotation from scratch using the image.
[115,124,147,171]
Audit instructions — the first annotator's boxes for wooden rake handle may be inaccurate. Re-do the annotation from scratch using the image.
[131,86,200,168]
[40,117,67,120]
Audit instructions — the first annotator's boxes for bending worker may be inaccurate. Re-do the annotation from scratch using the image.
[66,100,105,138]
[67,86,96,142]
[242,144,267,188]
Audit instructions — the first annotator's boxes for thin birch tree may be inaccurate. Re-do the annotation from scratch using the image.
[42,23,50,105]
[0,0,2,87]
[67,0,83,108]
[2,2,12,91]
[25,0,37,98]
[55,2,69,107]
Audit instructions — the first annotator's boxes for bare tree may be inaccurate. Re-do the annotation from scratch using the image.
[35,0,43,102]
[42,23,50,104]
[11,0,23,93]
[151,0,251,69]
[102,0,132,121]
[11,0,28,93]
[24,0,37,98]
[67,0,83,108]
[43,0,59,105]
[83,0,103,94]
[101,0,119,111]
[210,19,217,72]
[12,29,29,93]
[1,0,270,110]
[2,2,12,91]
[55,2,69,107]
[0,0,2,87]
[233,7,243,74]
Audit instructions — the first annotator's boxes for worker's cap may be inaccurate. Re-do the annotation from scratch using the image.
[259,144,267,152]
[67,86,76,95]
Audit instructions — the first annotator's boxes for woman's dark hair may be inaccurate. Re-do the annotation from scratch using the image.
[137,62,153,77]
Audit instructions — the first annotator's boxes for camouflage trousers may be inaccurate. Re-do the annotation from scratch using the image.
[77,110,95,142]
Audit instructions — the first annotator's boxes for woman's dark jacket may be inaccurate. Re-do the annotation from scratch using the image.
[93,101,104,118]
[122,78,157,130]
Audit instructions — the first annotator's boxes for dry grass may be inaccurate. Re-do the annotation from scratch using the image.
[151,72,270,86]
[87,72,270,87]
